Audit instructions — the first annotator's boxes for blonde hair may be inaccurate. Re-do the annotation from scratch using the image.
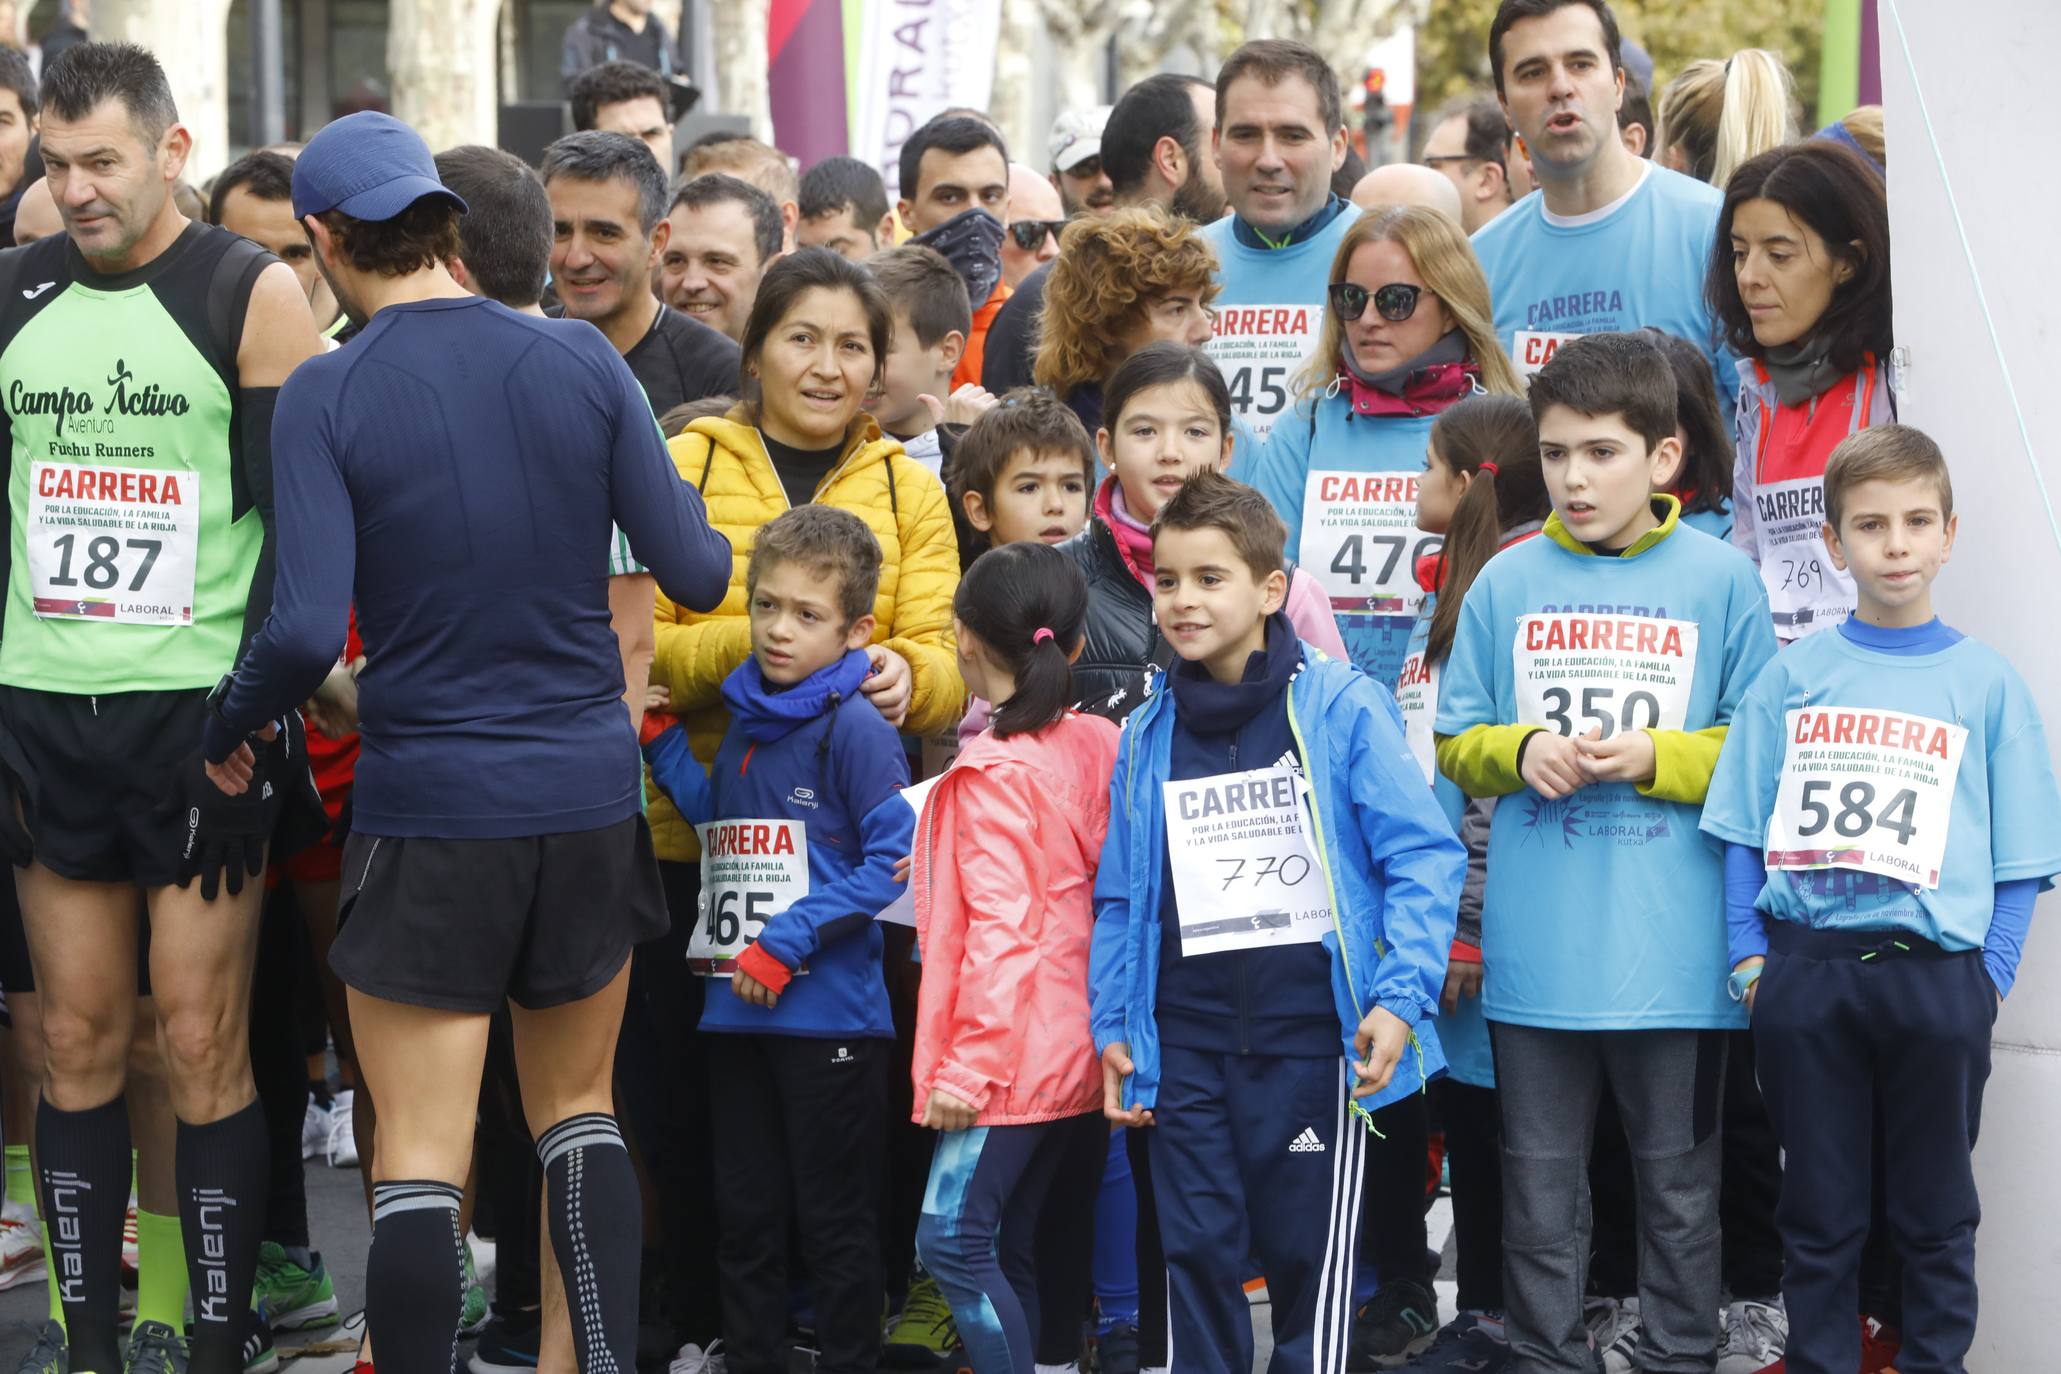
[1290,205,1521,402]
[1839,105,1886,170]
[1658,50,1800,188]
[1033,205,1221,395]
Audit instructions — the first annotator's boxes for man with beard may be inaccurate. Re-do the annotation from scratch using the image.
[1047,105,1114,217]
[981,72,1226,393]
[541,130,738,416]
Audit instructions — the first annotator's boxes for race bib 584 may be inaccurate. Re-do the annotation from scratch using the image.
[1766,706,1967,889]
[693,819,810,975]
[1513,612,1698,737]
[27,461,198,625]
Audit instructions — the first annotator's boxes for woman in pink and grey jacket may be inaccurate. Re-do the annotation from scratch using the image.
[909,542,1117,1374]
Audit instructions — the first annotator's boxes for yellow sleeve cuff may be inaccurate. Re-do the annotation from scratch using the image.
[1638,724,1729,804]
[1435,724,1540,798]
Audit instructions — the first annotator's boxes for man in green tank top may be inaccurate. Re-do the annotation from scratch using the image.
[0,42,322,1374]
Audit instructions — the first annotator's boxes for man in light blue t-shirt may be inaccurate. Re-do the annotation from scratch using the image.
[1471,0,1740,423]
[1199,40,1358,440]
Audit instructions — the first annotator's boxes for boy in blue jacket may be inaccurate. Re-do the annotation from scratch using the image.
[1089,469,1464,1374]
[1701,426,2061,1374]
[643,505,913,1374]
[1435,333,1777,1374]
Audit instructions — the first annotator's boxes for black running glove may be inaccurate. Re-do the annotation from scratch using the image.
[177,740,279,901]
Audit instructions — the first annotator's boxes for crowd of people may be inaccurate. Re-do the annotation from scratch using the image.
[0,5,2038,1374]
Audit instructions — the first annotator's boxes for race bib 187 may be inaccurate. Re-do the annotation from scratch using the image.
[1396,651,1439,785]
[1299,470,1440,616]
[1512,330,1582,378]
[1163,765,1335,957]
[1766,706,1967,889]
[27,462,198,625]
[692,819,810,975]
[1513,612,1698,737]
[1207,304,1322,439]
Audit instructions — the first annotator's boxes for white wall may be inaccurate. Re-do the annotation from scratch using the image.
[1880,3,2061,1367]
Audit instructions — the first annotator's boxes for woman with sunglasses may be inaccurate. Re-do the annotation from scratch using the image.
[1246,204,1521,694]
[1033,204,1220,436]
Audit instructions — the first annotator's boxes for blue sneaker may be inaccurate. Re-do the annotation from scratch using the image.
[467,1312,542,1374]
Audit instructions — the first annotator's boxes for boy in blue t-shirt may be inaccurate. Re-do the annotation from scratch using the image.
[1701,426,2061,1374]
[1435,333,1776,1374]
[642,505,913,1374]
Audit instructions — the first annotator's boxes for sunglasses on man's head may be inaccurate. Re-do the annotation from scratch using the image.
[1328,281,1425,323]
[1008,219,1067,252]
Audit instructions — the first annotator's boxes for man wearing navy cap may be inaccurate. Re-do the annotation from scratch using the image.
[199,109,732,1374]
[0,40,324,1374]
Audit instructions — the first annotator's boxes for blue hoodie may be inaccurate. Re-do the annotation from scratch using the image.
[644,648,912,1038]
[1089,628,1464,1120]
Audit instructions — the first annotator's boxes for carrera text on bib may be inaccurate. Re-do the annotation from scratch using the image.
[1511,330,1583,378]
[1750,475,1855,636]
[693,818,810,975]
[1395,650,1440,785]
[1513,612,1698,737]
[1765,706,1968,889]
[1207,304,1322,439]
[1163,764,1335,957]
[27,462,199,625]
[1299,469,1440,617]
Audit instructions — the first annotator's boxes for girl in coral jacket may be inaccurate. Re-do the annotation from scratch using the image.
[908,541,1119,1374]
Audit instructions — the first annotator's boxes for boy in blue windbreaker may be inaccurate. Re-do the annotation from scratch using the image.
[1088,469,1464,1374]
[1435,333,1777,1374]
[643,504,913,1374]
[1700,426,2061,1374]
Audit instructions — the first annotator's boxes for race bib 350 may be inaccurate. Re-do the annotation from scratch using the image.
[1513,612,1698,737]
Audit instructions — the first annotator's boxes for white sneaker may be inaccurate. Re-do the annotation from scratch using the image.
[467,1229,497,1288]
[324,1089,359,1168]
[669,1339,725,1374]
[301,1092,332,1160]
[0,1205,45,1291]
[1717,1297,1788,1374]
[1601,1296,1642,1374]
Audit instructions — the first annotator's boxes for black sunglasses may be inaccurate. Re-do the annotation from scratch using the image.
[1008,219,1067,252]
[1328,281,1426,323]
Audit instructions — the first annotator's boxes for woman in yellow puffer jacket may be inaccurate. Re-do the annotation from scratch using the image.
[649,248,966,865]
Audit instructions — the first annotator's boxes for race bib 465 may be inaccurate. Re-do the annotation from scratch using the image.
[1513,612,1698,737]
[1766,706,1967,889]
[693,819,810,975]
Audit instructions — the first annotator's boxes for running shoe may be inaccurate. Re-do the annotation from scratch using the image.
[459,1240,490,1337]
[883,1274,959,1364]
[16,1320,67,1374]
[240,1310,278,1374]
[667,1341,725,1374]
[0,1203,46,1291]
[1350,1279,1440,1368]
[1599,1296,1641,1374]
[324,1090,359,1169]
[1717,1297,1787,1374]
[1403,1313,1511,1373]
[468,1311,543,1374]
[1097,1323,1140,1374]
[300,1093,331,1161]
[122,1320,188,1374]
[249,1242,340,1331]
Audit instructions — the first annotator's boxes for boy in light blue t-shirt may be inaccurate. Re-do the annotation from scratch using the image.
[1436,333,1775,1374]
[1700,426,2061,1374]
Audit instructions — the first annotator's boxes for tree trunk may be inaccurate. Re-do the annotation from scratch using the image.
[96,0,236,178]
[388,0,503,156]
[994,0,1043,166]
[710,0,773,139]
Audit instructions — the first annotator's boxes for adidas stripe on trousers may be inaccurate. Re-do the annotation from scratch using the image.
[1149,1046,1365,1373]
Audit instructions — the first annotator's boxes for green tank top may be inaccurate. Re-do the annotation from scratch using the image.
[0,222,272,693]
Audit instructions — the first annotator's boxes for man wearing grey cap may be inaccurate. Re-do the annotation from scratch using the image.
[200,109,731,1374]
[1049,104,1115,217]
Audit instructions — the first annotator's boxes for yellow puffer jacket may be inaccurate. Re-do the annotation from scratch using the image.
[648,408,965,862]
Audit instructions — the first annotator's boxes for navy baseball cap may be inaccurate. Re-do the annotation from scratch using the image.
[292,111,467,221]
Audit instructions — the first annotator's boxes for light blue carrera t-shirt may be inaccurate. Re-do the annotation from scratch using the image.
[1199,207,1359,442]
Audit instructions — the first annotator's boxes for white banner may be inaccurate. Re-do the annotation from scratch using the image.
[850,0,1003,198]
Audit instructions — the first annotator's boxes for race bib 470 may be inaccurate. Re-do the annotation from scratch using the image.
[693,818,810,975]
[27,461,198,624]
[1513,612,1699,737]
[1299,470,1440,616]
[1766,706,1967,889]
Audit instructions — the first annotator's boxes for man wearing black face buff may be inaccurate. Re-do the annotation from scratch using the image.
[897,115,1011,391]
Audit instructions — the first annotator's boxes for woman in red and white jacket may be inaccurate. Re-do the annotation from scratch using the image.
[908,541,1117,1374]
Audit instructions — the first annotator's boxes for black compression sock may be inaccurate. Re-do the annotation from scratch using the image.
[368,1180,466,1374]
[540,1113,642,1373]
[36,1093,131,1374]
[177,1101,271,1374]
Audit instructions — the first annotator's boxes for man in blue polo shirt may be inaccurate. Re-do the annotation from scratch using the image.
[1199,39,1358,441]
[1472,0,1738,421]
[200,111,730,1373]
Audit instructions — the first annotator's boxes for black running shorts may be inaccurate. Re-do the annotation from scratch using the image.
[328,814,669,1014]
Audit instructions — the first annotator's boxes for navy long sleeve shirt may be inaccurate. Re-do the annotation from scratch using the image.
[209,295,731,838]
